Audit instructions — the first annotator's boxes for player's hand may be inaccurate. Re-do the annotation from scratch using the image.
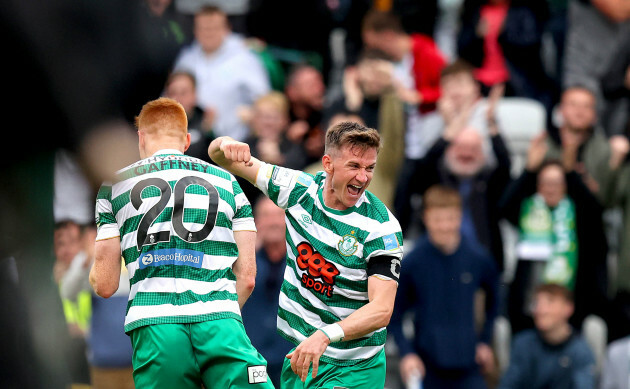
[399,353,425,383]
[219,138,253,166]
[285,330,330,382]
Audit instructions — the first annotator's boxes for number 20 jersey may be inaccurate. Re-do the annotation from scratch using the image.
[255,162,404,366]
[95,150,255,333]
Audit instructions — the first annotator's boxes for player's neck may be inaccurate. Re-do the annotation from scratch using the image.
[141,144,185,159]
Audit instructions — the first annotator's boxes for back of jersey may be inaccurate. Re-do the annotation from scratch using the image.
[95,150,255,333]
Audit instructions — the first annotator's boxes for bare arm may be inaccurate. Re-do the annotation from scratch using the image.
[89,237,122,298]
[233,230,257,309]
[208,136,263,185]
[337,277,398,339]
[286,276,398,382]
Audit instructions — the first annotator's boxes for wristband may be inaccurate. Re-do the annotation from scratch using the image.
[320,323,345,343]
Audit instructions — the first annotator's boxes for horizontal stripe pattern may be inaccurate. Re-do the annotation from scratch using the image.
[95,152,252,332]
[256,163,403,364]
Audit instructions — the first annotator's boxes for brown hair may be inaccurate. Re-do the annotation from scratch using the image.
[325,121,381,155]
[165,71,197,90]
[535,283,574,303]
[196,5,226,18]
[361,10,404,33]
[135,97,188,139]
[422,185,462,211]
[440,59,475,80]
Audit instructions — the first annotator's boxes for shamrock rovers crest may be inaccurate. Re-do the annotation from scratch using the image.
[337,233,358,256]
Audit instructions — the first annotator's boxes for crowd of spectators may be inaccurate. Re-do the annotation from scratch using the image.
[7,0,630,388]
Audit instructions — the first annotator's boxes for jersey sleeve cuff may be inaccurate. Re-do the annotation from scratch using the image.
[232,217,257,232]
[96,224,120,241]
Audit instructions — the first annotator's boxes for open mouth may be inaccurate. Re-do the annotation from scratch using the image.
[347,184,362,197]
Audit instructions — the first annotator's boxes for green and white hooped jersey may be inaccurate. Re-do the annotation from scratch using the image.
[255,162,404,366]
[95,149,255,333]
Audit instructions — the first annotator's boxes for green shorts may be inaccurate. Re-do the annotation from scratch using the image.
[130,318,275,389]
[280,348,386,389]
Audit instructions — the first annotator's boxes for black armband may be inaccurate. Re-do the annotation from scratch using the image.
[367,255,401,282]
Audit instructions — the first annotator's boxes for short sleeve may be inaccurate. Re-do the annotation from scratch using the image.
[363,212,404,262]
[94,183,120,241]
[232,178,256,232]
[255,162,312,209]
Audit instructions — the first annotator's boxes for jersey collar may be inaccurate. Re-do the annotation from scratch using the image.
[152,149,184,156]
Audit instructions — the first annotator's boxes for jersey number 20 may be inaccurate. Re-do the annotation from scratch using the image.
[131,176,219,250]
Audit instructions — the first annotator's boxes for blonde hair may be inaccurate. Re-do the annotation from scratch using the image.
[135,97,188,139]
[324,121,381,155]
[254,91,289,117]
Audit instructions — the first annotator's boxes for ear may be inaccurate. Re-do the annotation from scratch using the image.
[184,133,191,152]
[322,154,333,174]
[138,130,145,149]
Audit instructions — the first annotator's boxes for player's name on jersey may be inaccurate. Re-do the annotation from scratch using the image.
[118,155,216,180]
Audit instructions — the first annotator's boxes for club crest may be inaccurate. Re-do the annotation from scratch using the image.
[337,234,358,256]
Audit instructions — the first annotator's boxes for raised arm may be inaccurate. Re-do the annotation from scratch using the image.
[208,136,263,185]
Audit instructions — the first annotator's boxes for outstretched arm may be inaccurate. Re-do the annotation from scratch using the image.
[208,136,263,185]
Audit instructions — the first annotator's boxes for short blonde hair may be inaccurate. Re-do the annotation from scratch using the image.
[254,91,289,117]
[135,97,188,139]
[324,121,381,155]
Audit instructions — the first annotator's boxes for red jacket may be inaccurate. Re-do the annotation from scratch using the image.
[411,34,446,113]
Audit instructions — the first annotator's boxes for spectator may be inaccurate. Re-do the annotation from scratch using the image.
[240,91,308,205]
[600,35,630,136]
[395,82,511,271]
[246,92,307,170]
[543,0,570,92]
[164,70,214,162]
[246,0,335,83]
[173,5,270,142]
[405,59,502,161]
[390,185,499,389]
[60,224,134,389]
[241,197,294,387]
[55,220,92,388]
[546,85,618,204]
[499,133,609,334]
[284,64,327,166]
[322,49,406,209]
[604,136,630,342]
[600,335,630,389]
[457,0,555,113]
[498,283,597,389]
[563,0,630,113]
[361,9,446,114]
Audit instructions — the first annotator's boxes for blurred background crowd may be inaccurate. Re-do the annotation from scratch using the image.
[1,0,630,388]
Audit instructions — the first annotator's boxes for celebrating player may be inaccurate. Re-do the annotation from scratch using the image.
[208,121,404,388]
[89,97,274,389]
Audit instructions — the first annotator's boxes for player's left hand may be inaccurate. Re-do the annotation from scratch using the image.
[286,329,331,382]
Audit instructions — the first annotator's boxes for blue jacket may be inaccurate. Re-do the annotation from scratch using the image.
[241,248,293,368]
[390,235,499,370]
[498,329,596,389]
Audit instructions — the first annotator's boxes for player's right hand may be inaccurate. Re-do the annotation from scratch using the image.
[219,138,253,166]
